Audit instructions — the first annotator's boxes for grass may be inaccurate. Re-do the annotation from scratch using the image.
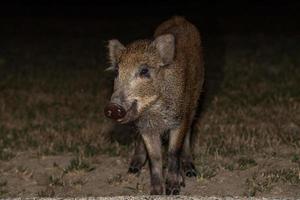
[64,156,95,173]
[0,65,113,157]
[237,157,257,170]
[49,175,65,187]
[291,154,300,164]
[245,167,300,196]
[0,34,298,159]
[222,157,258,171]
[197,34,300,157]
[0,180,7,196]
[196,164,218,181]
[36,154,95,197]
[107,173,126,185]
[37,187,55,197]
[0,149,14,161]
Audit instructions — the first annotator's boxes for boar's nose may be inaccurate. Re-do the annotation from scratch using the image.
[104,103,126,120]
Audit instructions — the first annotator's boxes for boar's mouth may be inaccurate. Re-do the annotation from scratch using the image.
[117,100,138,124]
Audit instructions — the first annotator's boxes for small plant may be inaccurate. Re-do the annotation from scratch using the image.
[196,164,218,181]
[0,180,7,196]
[0,57,6,66]
[224,163,234,171]
[291,154,300,164]
[64,156,95,173]
[245,167,300,196]
[262,168,300,185]
[107,173,127,185]
[84,144,99,157]
[37,187,55,197]
[237,157,257,170]
[49,175,64,187]
[0,149,14,161]
[245,175,262,197]
[71,178,87,186]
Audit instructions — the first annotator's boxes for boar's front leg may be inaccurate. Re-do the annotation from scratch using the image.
[140,131,163,195]
[166,122,188,195]
[128,134,148,174]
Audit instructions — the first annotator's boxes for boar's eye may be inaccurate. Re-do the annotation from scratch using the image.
[139,67,150,78]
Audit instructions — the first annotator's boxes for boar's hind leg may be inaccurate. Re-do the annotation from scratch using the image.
[181,130,197,177]
[166,123,188,195]
[128,135,147,174]
[141,132,163,195]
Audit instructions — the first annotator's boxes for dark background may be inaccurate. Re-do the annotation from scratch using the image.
[0,0,299,112]
[0,0,299,118]
[1,1,300,17]
[1,1,300,34]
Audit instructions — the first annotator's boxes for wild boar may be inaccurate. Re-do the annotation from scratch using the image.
[104,16,204,195]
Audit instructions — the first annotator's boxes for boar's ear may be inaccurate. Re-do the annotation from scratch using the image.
[152,34,175,66]
[107,39,126,68]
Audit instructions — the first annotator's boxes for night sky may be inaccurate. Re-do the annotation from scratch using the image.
[0,1,299,35]
[1,1,299,18]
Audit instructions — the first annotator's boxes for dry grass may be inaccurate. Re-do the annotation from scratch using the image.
[193,35,300,157]
[0,180,7,196]
[245,167,300,196]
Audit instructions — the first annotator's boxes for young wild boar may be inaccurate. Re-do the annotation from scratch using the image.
[104,16,204,195]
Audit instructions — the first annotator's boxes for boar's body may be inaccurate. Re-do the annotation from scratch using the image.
[105,16,204,195]
[137,16,204,132]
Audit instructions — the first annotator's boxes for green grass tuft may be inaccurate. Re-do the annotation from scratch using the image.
[49,175,65,187]
[291,154,300,164]
[237,157,257,170]
[64,156,95,173]
[37,187,55,197]
[245,167,300,196]
[0,180,7,196]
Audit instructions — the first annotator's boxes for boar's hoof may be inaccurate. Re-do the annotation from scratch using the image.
[165,179,181,195]
[186,169,197,177]
[104,103,126,120]
[150,185,163,195]
[128,166,140,174]
[183,162,198,177]
[128,156,145,174]
[166,187,180,195]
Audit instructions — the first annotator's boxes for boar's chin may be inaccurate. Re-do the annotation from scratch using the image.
[116,100,138,124]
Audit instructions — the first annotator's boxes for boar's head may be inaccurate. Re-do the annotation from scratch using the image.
[104,34,175,124]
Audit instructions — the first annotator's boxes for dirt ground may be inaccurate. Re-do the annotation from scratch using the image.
[0,149,299,198]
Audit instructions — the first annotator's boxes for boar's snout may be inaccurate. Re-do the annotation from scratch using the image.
[104,103,126,120]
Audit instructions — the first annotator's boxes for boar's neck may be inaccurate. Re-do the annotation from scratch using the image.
[136,99,181,132]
